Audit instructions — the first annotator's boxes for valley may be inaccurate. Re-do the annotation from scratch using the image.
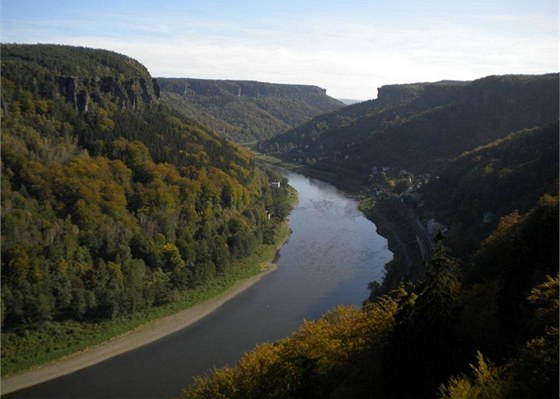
[1,42,558,399]
[157,78,344,142]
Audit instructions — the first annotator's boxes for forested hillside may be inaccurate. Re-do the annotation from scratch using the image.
[157,78,344,142]
[1,44,294,374]
[421,123,559,258]
[360,122,559,294]
[260,74,558,175]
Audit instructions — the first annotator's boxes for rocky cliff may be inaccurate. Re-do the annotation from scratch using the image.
[1,44,160,113]
[56,75,159,112]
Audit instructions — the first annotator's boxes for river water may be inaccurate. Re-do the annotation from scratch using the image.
[10,170,392,399]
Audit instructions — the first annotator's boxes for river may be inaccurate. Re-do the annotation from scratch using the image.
[9,170,392,399]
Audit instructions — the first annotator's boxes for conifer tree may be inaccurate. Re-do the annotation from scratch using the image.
[384,235,462,398]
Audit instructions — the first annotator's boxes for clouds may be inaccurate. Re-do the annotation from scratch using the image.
[2,2,557,99]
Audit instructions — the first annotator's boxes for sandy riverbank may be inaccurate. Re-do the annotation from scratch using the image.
[1,263,278,396]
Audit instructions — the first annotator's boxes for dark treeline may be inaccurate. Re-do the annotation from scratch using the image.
[260,74,558,175]
[421,122,559,258]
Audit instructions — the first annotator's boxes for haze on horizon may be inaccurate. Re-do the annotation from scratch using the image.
[1,0,557,100]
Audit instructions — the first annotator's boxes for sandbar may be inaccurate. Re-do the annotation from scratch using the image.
[1,263,278,395]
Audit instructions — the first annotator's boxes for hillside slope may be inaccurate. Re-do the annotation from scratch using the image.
[260,74,558,175]
[1,44,293,374]
[420,123,559,257]
[157,78,344,142]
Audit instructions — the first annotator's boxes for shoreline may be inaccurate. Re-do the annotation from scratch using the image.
[1,263,279,395]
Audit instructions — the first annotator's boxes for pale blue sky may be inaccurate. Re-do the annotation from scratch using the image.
[2,0,558,99]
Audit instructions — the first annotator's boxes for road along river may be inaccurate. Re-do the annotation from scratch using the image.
[7,170,392,399]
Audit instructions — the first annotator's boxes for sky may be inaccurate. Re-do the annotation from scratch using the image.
[1,0,558,99]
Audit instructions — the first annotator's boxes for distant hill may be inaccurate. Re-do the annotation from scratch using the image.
[157,78,344,142]
[338,98,364,105]
[260,74,559,176]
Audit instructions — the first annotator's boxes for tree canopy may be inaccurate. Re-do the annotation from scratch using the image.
[0,44,293,336]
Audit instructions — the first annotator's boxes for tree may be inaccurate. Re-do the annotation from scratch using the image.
[440,276,559,399]
[383,236,462,398]
[161,242,189,288]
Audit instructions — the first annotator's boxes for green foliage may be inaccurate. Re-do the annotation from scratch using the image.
[2,44,151,77]
[157,78,344,142]
[1,224,291,376]
[0,44,296,374]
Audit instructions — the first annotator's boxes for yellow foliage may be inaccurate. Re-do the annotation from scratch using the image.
[439,352,504,399]
[527,275,559,329]
[481,210,521,248]
[180,296,400,398]
[99,117,115,132]
[35,100,49,114]
[107,261,124,283]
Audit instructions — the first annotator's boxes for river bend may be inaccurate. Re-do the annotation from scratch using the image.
[10,170,391,399]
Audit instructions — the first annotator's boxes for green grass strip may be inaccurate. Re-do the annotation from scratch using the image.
[1,223,291,377]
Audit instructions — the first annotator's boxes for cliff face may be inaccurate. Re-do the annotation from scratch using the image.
[157,77,344,142]
[56,76,160,112]
[1,44,160,113]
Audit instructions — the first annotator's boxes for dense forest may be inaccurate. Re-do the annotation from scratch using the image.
[421,123,559,257]
[183,73,559,397]
[157,78,344,142]
[259,74,558,175]
[1,44,294,373]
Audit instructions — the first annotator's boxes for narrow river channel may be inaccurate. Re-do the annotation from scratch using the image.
[10,170,392,399]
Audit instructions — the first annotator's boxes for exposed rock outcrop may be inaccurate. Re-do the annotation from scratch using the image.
[56,75,159,112]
